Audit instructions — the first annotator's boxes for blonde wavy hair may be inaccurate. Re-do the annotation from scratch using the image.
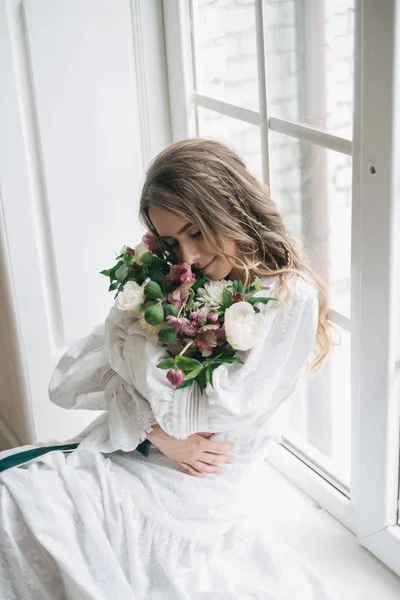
[139,138,336,372]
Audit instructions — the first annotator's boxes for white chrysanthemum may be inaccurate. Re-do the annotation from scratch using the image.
[197,280,232,308]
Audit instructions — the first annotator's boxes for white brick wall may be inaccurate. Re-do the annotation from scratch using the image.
[195,0,354,306]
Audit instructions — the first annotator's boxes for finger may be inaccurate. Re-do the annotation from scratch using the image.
[205,441,235,454]
[180,462,205,478]
[201,453,233,465]
[195,461,224,474]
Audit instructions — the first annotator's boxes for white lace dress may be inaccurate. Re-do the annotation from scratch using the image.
[0,274,335,599]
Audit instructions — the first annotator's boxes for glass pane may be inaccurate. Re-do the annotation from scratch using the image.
[196,113,352,485]
[269,131,351,319]
[264,0,355,139]
[191,0,259,110]
[197,106,263,181]
[278,328,351,486]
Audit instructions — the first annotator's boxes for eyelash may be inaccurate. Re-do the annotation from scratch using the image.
[166,231,202,248]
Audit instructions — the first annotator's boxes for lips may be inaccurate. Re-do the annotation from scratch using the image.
[201,257,216,270]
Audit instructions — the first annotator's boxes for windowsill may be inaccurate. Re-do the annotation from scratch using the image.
[244,461,400,599]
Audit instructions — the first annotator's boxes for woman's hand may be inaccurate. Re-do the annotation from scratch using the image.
[147,425,235,478]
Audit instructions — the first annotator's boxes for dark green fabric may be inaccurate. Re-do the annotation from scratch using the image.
[0,443,80,473]
[136,439,151,457]
[0,439,152,474]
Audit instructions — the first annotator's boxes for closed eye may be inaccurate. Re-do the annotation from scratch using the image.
[166,240,179,249]
[164,231,202,248]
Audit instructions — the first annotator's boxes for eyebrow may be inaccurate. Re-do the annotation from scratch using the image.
[160,222,193,239]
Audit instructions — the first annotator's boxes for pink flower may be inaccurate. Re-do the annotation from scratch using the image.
[182,324,198,338]
[142,231,157,251]
[170,263,196,286]
[196,327,219,357]
[167,367,185,387]
[126,247,135,255]
[195,307,210,324]
[168,283,191,308]
[166,315,190,332]
[208,313,219,324]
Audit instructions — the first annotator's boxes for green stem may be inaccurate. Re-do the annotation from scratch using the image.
[179,340,194,356]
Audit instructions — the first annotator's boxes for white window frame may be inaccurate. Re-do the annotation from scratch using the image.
[162,0,400,574]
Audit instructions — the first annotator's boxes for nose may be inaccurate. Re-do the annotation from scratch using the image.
[180,240,201,266]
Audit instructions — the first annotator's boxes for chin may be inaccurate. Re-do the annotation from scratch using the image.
[208,264,232,281]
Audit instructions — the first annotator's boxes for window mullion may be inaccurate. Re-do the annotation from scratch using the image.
[162,0,196,141]
[255,0,270,187]
[352,0,400,541]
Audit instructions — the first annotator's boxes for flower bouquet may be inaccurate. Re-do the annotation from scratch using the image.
[101,232,277,392]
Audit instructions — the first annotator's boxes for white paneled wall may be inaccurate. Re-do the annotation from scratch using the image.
[0,0,171,448]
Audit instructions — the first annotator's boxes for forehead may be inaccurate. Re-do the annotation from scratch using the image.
[148,205,191,237]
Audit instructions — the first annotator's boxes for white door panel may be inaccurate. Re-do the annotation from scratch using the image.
[0,0,170,446]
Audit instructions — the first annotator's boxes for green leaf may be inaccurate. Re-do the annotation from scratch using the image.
[100,268,112,277]
[212,356,243,364]
[148,269,165,286]
[192,275,209,292]
[232,280,244,294]
[175,356,203,372]
[253,277,264,291]
[115,264,129,283]
[222,287,233,308]
[150,256,167,269]
[206,364,214,387]
[124,253,135,266]
[175,379,193,390]
[248,296,273,305]
[108,265,119,280]
[211,348,236,361]
[108,282,119,292]
[229,357,243,364]
[157,358,176,370]
[197,368,208,391]
[183,365,204,381]
[139,252,154,267]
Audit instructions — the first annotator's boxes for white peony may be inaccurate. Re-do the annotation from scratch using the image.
[224,301,264,351]
[197,280,232,308]
[117,281,145,313]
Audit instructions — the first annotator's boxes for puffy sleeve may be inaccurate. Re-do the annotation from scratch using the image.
[48,310,158,453]
[121,274,320,439]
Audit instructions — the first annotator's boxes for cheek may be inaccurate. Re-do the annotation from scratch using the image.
[198,239,215,256]
[221,238,237,260]
[205,237,237,264]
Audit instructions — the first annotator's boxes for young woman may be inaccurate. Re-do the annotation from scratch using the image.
[0,139,335,598]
